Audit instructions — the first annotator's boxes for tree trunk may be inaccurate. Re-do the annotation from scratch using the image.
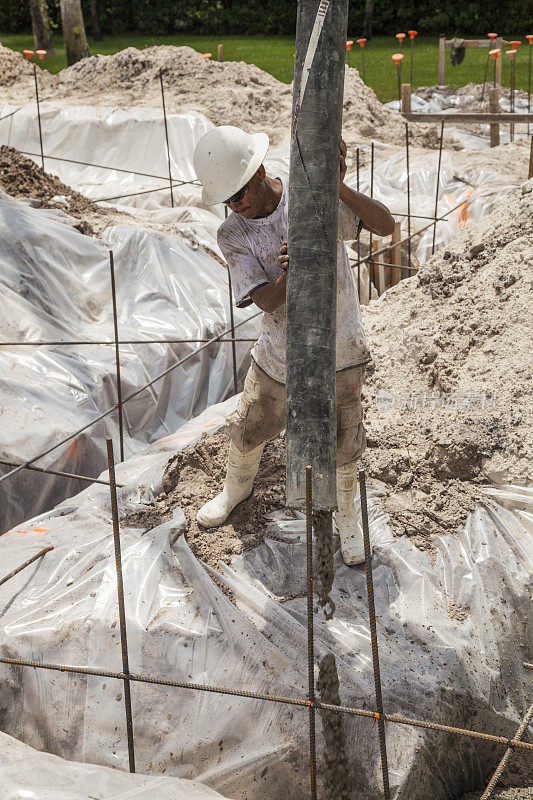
[59,0,90,65]
[89,0,103,41]
[30,0,55,53]
[363,0,374,39]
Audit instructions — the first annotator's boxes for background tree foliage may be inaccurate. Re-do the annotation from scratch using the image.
[0,0,530,37]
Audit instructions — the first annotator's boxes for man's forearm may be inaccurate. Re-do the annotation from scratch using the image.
[250,273,286,313]
[339,182,395,237]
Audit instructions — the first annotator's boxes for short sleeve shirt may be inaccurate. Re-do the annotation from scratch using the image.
[217,177,371,384]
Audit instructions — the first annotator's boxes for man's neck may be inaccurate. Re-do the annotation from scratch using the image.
[254,177,283,219]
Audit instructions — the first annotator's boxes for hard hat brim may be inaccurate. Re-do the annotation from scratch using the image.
[201,132,270,206]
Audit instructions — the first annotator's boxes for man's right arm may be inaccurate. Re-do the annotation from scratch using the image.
[250,273,286,313]
[250,241,288,313]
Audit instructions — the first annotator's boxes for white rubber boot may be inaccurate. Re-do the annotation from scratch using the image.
[196,442,265,528]
[334,462,368,566]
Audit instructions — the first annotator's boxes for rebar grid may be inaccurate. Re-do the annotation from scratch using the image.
[106,438,135,772]
[359,470,390,799]
[306,466,318,800]
[0,311,261,488]
[0,547,53,588]
[1,655,531,752]
[0,458,123,487]
[0,338,258,346]
[479,702,533,800]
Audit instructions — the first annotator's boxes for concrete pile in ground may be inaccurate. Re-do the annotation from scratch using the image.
[0,43,443,148]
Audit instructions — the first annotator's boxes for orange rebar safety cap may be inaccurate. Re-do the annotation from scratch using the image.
[396,33,406,41]
[23,49,33,59]
[489,49,500,59]
[357,38,366,47]
[392,53,404,64]
[408,31,418,38]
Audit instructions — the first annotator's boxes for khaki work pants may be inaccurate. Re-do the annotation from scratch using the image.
[227,359,367,466]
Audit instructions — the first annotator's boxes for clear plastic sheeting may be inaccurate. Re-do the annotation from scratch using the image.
[0,104,211,209]
[0,730,233,800]
[0,191,259,532]
[0,397,531,800]
[345,147,518,263]
[0,102,515,265]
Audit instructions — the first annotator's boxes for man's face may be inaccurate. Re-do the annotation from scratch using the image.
[227,167,265,219]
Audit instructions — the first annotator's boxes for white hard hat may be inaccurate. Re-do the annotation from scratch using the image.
[193,125,269,205]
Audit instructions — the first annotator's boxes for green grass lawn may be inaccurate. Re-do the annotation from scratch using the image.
[2,31,531,102]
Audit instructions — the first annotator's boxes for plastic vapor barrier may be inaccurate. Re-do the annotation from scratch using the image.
[0,191,259,532]
[0,730,232,800]
[0,397,531,800]
[0,102,519,267]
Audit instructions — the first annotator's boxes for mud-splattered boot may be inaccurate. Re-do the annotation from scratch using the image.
[196,442,265,528]
[334,461,368,566]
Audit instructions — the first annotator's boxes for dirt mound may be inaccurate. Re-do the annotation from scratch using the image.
[360,177,533,550]
[123,429,287,569]
[0,44,51,88]
[0,146,99,220]
[0,43,442,148]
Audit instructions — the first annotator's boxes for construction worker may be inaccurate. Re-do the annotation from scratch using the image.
[193,126,394,565]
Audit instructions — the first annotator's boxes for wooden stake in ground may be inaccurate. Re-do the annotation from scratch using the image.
[30,0,55,53]
[401,82,411,113]
[390,221,401,287]
[217,43,223,62]
[489,87,500,147]
[59,0,90,66]
[528,136,533,179]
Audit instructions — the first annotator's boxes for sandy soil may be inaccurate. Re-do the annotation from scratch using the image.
[123,429,286,570]
[0,43,447,149]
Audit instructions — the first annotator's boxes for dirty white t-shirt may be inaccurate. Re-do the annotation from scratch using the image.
[217,176,371,384]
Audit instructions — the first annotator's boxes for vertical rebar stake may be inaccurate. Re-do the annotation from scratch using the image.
[431,120,445,256]
[305,465,318,800]
[109,251,124,462]
[479,702,533,800]
[405,123,411,271]
[359,469,391,800]
[33,64,44,169]
[106,437,135,773]
[527,39,533,136]
[356,148,361,300]
[225,205,238,395]
[369,142,374,304]
[480,50,490,106]
[159,68,174,208]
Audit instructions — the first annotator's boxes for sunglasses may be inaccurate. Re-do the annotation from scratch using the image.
[224,183,249,206]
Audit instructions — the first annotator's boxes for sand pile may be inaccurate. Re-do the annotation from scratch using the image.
[0,45,53,88]
[360,177,533,553]
[0,44,441,148]
[123,430,287,569]
[0,146,98,220]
